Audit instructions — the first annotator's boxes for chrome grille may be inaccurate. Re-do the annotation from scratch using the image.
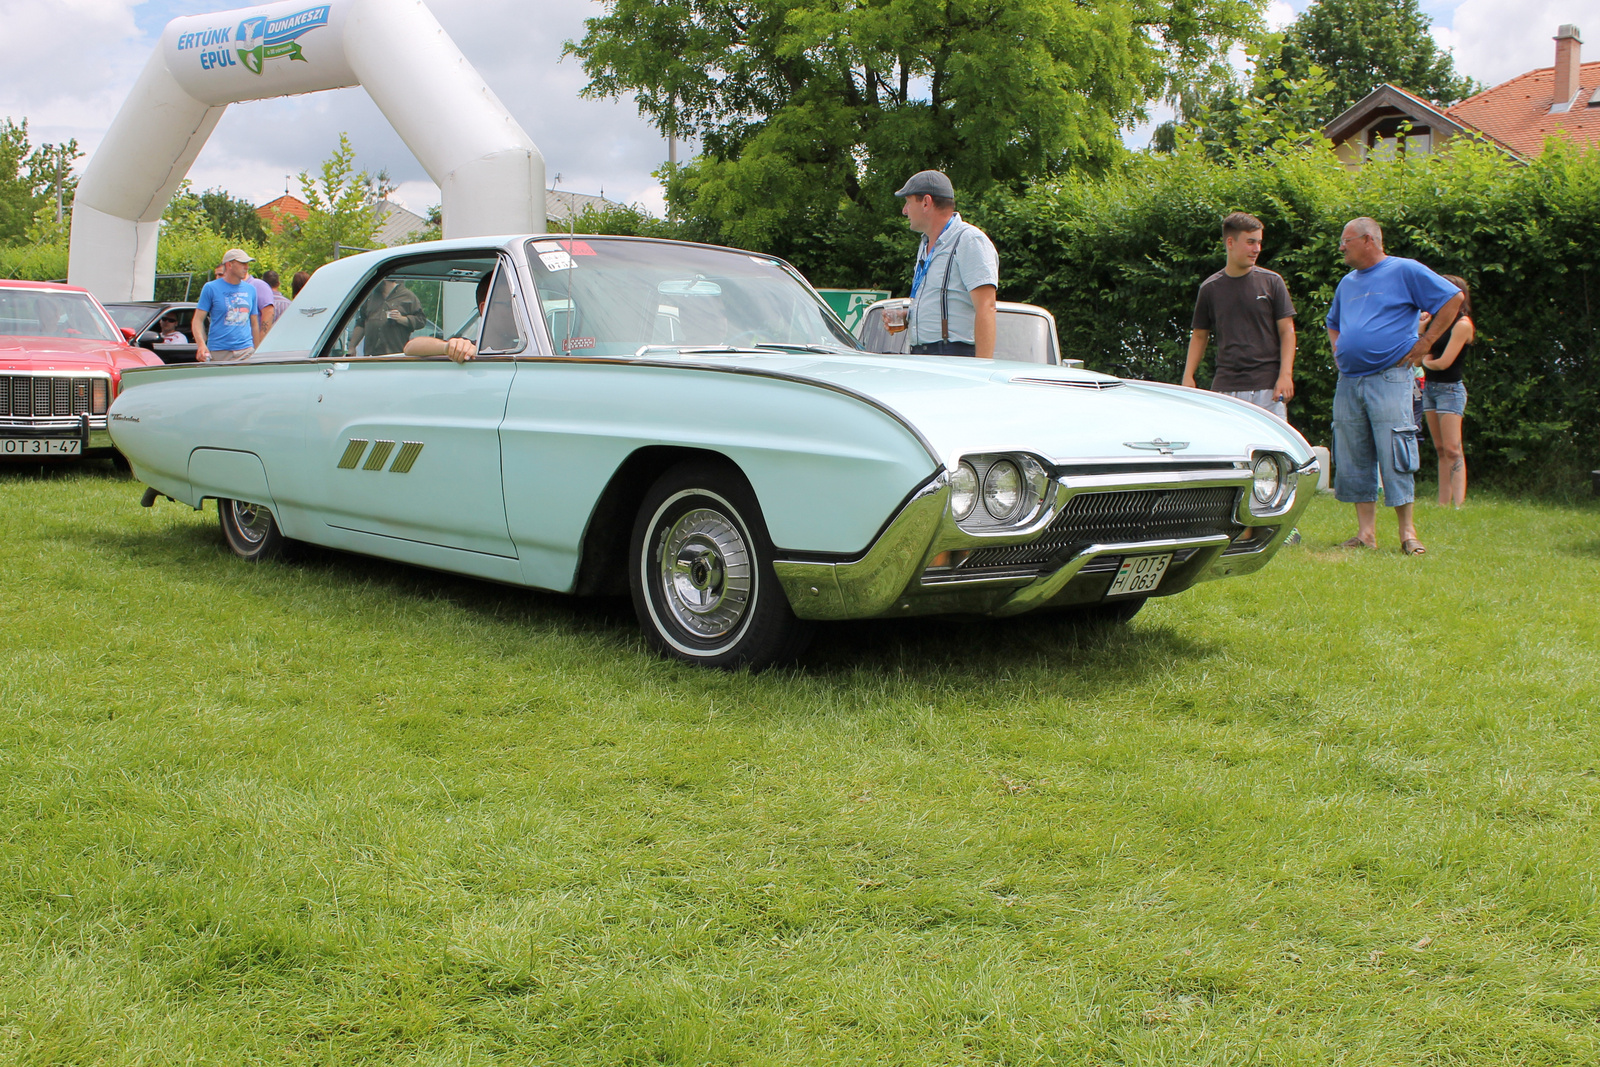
[0,375,96,419]
[959,487,1240,571]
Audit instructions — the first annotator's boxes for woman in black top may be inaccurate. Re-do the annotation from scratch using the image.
[1418,274,1473,506]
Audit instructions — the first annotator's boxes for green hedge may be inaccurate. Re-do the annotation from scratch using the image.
[978,140,1600,483]
[0,231,278,300]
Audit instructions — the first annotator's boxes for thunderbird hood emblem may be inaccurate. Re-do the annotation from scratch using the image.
[1124,438,1190,454]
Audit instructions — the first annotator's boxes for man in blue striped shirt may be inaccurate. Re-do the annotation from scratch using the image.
[896,170,999,358]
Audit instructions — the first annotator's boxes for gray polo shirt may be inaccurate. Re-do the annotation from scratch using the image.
[907,214,1000,346]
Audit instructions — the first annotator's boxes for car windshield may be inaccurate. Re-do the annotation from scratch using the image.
[524,238,858,357]
[0,288,121,342]
[104,304,160,331]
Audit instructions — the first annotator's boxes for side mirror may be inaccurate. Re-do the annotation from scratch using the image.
[121,326,138,342]
[137,330,160,347]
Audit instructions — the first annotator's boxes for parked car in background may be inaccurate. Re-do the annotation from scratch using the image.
[102,301,200,364]
[856,296,1072,366]
[108,236,1315,669]
[1,280,164,461]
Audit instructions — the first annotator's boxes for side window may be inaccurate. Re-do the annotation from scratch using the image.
[322,253,500,358]
[477,267,526,355]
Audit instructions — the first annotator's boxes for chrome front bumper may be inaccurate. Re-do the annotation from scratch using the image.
[0,415,113,454]
[775,458,1317,621]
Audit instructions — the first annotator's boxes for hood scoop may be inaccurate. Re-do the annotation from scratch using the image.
[1007,374,1124,391]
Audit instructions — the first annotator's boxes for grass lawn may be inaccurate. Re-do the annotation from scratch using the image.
[2,464,1598,1065]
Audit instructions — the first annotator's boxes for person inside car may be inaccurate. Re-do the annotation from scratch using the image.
[403,272,519,363]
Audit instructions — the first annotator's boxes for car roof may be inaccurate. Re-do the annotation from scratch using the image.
[864,296,1054,317]
[0,279,95,295]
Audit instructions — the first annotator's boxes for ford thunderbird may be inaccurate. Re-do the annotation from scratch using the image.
[108,236,1316,668]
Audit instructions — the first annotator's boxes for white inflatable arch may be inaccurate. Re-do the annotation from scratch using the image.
[69,0,545,300]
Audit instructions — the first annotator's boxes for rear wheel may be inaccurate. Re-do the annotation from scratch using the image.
[629,461,812,670]
[218,499,289,562]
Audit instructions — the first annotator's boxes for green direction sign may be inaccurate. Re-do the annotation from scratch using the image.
[817,289,891,335]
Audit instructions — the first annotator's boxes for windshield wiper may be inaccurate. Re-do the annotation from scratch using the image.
[753,342,856,354]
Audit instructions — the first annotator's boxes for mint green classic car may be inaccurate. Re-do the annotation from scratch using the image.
[109,236,1316,669]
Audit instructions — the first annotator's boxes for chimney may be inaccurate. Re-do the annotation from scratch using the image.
[1554,25,1582,107]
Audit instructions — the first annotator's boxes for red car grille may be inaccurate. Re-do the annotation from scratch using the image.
[1,375,94,419]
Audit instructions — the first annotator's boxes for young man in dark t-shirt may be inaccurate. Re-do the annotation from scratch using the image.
[1183,212,1297,419]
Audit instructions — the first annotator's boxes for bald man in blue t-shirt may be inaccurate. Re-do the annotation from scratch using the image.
[1326,217,1463,556]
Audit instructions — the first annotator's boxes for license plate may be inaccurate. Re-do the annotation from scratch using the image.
[1,437,82,456]
[1106,553,1171,597]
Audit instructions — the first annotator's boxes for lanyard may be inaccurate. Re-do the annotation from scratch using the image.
[909,218,953,298]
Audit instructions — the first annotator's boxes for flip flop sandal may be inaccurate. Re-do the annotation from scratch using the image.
[1402,538,1427,556]
[1337,537,1375,549]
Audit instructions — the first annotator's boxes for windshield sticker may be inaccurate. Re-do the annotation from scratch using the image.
[562,336,595,351]
[539,250,574,272]
[534,239,597,256]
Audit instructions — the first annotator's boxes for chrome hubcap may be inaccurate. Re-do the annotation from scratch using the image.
[231,501,273,545]
[658,507,751,638]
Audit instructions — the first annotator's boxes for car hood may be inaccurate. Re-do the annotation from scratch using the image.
[0,335,133,375]
[658,349,1313,468]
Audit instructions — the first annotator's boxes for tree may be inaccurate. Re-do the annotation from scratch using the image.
[0,118,80,244]
[402,203,442,244]
[198,187,268,244]
[1268,0,1479,117]
[273,133,384,270]
[566,0,1266,286]
[1154,46,1337,160]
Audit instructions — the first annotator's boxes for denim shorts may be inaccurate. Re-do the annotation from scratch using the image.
[1332,366,1418,507]
[1422,380,1467,416]
[1222,388,1287,420]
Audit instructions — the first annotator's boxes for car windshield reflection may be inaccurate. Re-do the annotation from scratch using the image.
[0,289,121,342]
[525,238,859,356]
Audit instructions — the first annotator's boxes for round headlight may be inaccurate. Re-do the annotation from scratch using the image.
[951,463,978,520]
[1252,454,1283,505]
[982,460,1023,520]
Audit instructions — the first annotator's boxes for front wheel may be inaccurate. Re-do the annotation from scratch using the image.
[629,462,813,670]
[218,498,289,562]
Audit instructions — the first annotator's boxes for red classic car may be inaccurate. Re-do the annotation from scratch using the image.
[0,280,164,460]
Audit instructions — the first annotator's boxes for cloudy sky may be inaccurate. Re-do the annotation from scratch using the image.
[0,0,1590,218]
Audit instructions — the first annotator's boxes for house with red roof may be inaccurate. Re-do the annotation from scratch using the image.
[1324,24,1599,167]
[255,194,310,234]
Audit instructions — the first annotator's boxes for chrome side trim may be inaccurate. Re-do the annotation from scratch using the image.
[337,439,369,469]
[363,440,396,471]
[389,441,424,473]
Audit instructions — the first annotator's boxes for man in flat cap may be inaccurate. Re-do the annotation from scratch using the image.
[894,169,999,358]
